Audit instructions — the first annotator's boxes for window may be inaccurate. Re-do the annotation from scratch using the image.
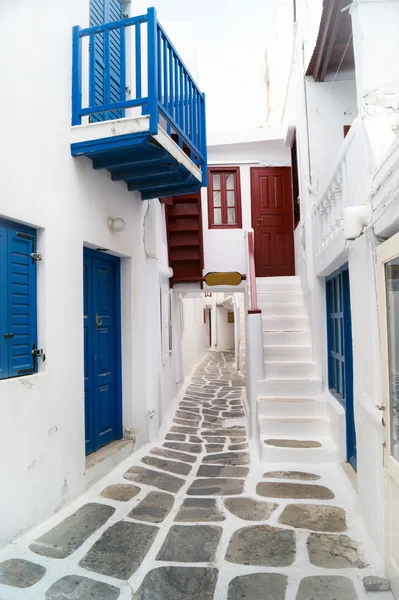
[207,167,242,229]
[0,219,38,380]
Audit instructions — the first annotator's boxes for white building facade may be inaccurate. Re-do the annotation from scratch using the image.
[0,0,208,548]
[264,0,399,593]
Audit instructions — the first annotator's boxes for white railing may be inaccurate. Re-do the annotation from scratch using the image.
[313,118,369,257]
[244,229,264,440]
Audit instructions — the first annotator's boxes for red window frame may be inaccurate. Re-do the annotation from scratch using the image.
[207,167,242,229]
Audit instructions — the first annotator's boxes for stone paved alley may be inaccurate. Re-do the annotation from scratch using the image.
[0,351,393,599]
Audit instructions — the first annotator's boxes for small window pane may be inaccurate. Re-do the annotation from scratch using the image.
[227,208,236,224]
[213,208,222,225]
[227,190,235,207]
[226,173,235,190]
[213,174,221,190]
[213,191,221,207]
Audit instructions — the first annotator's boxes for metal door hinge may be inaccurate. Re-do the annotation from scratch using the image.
[382,441,387,468]
[30,253,42,262]
[32,347,46,362]
[376,404,386,411]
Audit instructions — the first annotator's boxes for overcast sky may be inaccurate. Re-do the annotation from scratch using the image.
[149,0,276,132]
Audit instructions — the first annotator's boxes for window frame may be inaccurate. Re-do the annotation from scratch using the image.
[207,166,242,230]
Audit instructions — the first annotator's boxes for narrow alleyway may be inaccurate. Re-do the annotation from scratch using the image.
[0,351,389,600]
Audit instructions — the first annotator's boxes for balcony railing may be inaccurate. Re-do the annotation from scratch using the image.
[312,118,370,257]
[72,7,207,182]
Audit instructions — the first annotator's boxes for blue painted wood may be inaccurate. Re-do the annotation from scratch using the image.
[89,0,123,122]
[72,26,82,126]
[72,7,208,191]
[147,7,159,135]
[83,248,122,455]
[0,221,37,380]
[0,226,8,380]
[326,264,356,468]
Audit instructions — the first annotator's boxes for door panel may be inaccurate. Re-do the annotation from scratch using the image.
[84,250,121,455]
[251,167,295,277]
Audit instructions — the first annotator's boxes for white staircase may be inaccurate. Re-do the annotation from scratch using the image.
[256,276,337,463]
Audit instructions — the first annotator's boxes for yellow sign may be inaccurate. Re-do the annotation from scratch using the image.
[205,272,243,286]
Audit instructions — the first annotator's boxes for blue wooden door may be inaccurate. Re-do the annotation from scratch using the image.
[83,249,122,455]
[89,0,124,121]
[326,266,356,468]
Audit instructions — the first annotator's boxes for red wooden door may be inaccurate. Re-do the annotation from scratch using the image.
[250,167,295,277]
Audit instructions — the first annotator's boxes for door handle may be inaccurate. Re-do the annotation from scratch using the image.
[4,333,15,339]
[95,314,103,329]
[257,217,263,226]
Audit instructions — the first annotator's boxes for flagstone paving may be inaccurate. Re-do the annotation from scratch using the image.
[0,351,390,599]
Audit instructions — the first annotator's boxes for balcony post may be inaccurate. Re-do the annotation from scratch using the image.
[147,7,159,135]
[201,93,208,186]
[72,26,82,126]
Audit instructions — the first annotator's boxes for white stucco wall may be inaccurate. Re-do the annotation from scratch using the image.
[0,0,185,548]
[181,296,209,376]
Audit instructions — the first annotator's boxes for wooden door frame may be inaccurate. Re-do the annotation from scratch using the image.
[377,230,399,595]
[250,166,295,277]
[83,247,123,454]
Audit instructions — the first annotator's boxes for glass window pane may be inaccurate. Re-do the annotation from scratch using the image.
[227,208,236,224]
[213,208,222,225]
[212,174,221,190]
[226,173,235,190]
[386,258,399,460]
[227,190,235,207]
[213,191,221,207]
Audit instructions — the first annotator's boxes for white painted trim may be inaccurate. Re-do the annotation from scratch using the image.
[154,125,202,182]
[70,115,150,144]
[70,117,202,183]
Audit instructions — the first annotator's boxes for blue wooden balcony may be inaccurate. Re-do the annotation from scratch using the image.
[71,8,207,200]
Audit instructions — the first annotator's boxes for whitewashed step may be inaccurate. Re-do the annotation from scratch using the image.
[257,292,303,306]
[259,304,306,317]
[258,396,327,417]
[262,316,308,332]
[263,345,313,362]
[257,378,322,397]
[260,436,338,463]
[256,277,301,294]
[263,330,311,346]
[259,416,330,437]
[264,361,317,378]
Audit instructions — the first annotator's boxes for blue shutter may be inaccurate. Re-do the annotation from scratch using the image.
[89,0,123,122]
[0,226,9,379]
[7,228,37,377]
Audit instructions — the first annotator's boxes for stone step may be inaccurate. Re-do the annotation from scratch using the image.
[263,331,311,346]
[260,436,338,463]
[259,304,306,317]
[257,378,322,397]
[259,416,330,437]
[257,397,327,417]
[256,277,302,294]
[257,292,304,306]
[263,345,313,362]
[262,316,309,332]
[264,361,318,378]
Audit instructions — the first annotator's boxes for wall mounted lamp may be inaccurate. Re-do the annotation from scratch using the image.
[108,217,126,232]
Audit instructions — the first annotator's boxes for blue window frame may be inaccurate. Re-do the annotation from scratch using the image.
[89,0,124,122]
[0,219,37,380]
[326,264,356,468]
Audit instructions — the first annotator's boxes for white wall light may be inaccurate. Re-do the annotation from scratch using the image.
[108,217,126,232]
